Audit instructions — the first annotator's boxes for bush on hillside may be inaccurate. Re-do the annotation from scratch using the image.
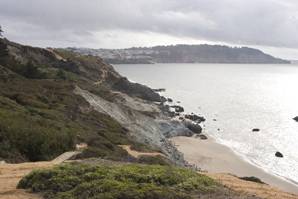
[18,163,218,199]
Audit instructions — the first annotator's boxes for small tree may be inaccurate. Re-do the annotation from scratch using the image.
[0,26,3,37]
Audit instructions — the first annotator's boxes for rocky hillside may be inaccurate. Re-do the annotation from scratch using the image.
[68,44,290,64]
[0,38,196,165]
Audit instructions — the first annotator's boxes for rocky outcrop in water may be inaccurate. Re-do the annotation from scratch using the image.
[293,116,298,122]
[185,114,206,123]
[275,152,284,158]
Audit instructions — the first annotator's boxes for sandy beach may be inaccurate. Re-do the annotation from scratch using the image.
[170,136,298,195]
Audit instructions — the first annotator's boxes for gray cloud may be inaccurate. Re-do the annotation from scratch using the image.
[1,0,298,58]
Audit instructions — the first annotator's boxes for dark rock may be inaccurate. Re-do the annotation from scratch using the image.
[179,117,184,120]
[159,104,176,117]
[196,134,208,140]
[213,119,217,121]
[252,128,260,132]
[184,121,202,134]
[177,101,181,104]
[275,151,283,158]
[167,98,173,103]
[113,77,166,102]
[171,105,184,113]
[217,128,220,131]
[239,176,265,184]
[160,121,193,138]
[168,111,175,118]
[153,88,166,92]
[293,116,298,122]
[185,114,206,123]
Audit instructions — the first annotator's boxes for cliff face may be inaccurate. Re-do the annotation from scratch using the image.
[69,44,290,64]
[0,38,189,165]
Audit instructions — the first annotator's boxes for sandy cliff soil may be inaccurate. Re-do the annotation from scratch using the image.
[207,173,298,199]
[122,142,298,199]
[170,136,298,199]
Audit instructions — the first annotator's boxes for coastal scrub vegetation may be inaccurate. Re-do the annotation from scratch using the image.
[0,38,157,163]
[18,163,219,199]
[0,78,136,162]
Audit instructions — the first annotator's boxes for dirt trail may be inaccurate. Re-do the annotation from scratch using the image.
[119,145,165,158]
[45,48,67,62]
[94,68,108,85]
[206,173,298,199]
[0,151,80,199]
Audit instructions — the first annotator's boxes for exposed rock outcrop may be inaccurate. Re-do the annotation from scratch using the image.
[112,77,166,102]
[183,121,202,134]
[75,87,192,165]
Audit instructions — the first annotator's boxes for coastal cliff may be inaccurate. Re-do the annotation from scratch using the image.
[0,38,194,165]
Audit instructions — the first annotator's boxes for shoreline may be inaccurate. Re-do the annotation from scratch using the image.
[170,136,298,195]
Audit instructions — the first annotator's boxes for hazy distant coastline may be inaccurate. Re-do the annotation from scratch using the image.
[68,44,290,64]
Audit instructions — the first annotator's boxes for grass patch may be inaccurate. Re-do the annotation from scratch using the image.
[18,163,218,199]
[137,155,171,166]
[130,142,161,153]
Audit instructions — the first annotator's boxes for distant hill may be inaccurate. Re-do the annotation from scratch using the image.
[68,44,290,64]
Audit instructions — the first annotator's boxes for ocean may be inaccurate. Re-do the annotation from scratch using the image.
[114,63,298,186]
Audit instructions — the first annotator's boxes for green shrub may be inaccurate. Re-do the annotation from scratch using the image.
[130,142,161,153]
[0,79,138,162]
[137,155,171,166]
[18,163,218,199]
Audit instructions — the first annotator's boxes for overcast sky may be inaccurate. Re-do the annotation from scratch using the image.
[1,0,298,59]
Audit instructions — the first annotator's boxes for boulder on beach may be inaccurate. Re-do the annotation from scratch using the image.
[196,134,208,140]
[153,88,166,92]
[293,116,298,122]
[167,98,173,103]
[171,105,184,113]
[183,121,202,134]
[252,128,260,132]
[185,114,206,123]
[275,151,283,158]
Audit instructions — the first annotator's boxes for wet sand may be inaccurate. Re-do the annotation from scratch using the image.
[170,136,298,195]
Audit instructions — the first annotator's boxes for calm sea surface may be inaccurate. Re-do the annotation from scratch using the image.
[114,63,298,185]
